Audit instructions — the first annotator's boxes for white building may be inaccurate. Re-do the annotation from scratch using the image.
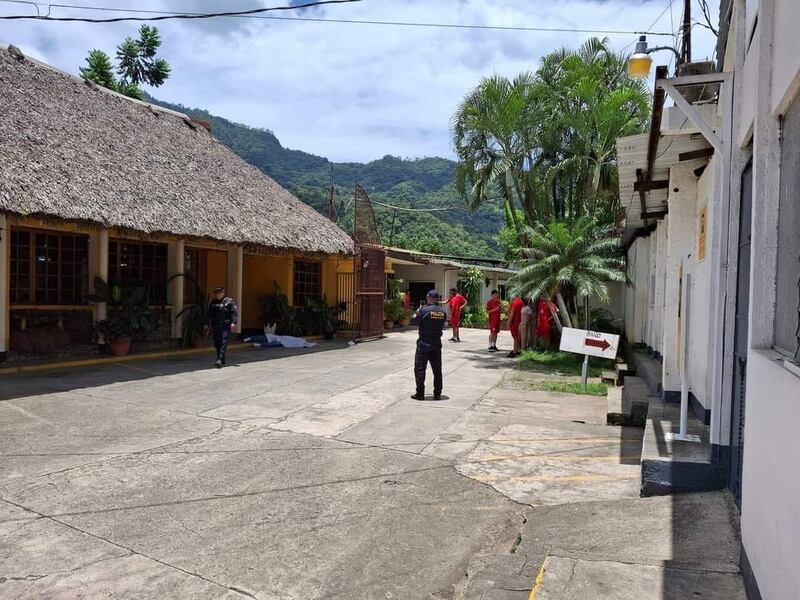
[385,248,516,307]
[617,1,800,598]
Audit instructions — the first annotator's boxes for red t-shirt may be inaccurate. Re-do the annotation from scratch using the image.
[508,297,525,330]
[486,298,502,325]
[449,293,466,317]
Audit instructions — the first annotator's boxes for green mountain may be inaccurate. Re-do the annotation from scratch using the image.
[148,98,505,258]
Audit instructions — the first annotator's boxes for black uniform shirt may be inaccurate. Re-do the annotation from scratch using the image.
[412,304,447,346]
[208,297,239,329]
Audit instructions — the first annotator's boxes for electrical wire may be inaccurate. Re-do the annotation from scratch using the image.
[0,0,674,34]
[370,199,461,212]
[0,0,363,22]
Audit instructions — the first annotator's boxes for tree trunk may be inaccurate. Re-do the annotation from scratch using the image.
[556,292,573,328]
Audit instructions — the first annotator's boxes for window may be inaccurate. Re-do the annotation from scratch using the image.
[293,260,321,306]
[109,240,168,304]
[777,96,800,360]
[10,229,88,305]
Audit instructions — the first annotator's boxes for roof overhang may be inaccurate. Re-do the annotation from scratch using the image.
[617,69,727,233]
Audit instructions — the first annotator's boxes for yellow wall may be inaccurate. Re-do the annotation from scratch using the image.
[205,249,228,297]
[242,254,292,329]
[322,257,352,303]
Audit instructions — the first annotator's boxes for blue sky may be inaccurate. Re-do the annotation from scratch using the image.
[1,0,720,162]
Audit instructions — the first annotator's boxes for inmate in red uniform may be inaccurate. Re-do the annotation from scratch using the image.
[486,297,502,333]
[448,292,466,325]
[536,299,553,341]
[508,297,525,340]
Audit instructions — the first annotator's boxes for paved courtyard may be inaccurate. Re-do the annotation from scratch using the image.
[0,329,645,599]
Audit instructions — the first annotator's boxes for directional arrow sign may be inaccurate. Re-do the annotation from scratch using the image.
[559,327,619,359]
[584,337,611,351]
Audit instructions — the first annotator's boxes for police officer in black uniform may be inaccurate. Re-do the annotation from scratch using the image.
[411,290,447,400]
[205,286,238,368]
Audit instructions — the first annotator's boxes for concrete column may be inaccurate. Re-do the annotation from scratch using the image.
[662,166,698,396]
[634,236,650,344]
[0,214,10,361]
[89,229,109,323]
[227,246,243,334]
[168,240,185,339]
[653,222,667,357]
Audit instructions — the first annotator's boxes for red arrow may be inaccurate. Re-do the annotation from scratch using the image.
[585,338,610,351]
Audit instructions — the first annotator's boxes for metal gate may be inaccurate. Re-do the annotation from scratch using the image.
[729,162,752,506]
[337,271,358,336]
[355,245,386,340]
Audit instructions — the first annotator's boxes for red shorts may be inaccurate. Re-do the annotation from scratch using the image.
[450,311,461,325]
[489,320,501,334]
[509,322,521,339]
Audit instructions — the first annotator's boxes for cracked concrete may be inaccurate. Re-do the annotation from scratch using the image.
[1,330,539,599]
[3,329,739,598]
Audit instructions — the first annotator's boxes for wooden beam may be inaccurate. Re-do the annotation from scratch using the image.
[645,66,669,182]
[636,169,649,227]
[634,180,670,192]
[641,209,669,220]
[660,79,723,151]
[679,147,715,161]
[655,72,732,88]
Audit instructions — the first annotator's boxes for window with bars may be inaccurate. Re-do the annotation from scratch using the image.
[10,229,89,305]
[777,96,800,361]
[108,240,168,304]
[293,260,321,306]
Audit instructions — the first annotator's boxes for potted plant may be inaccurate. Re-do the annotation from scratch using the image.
[260,283,299,335]
[90,277,154,356]
[169,273,210,348]
[383,296,403,330]
[398,308,412,327]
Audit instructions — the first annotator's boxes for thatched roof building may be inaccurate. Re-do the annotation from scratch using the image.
[0,45,353,255]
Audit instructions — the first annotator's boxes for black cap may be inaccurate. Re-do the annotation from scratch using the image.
[427,289,441,299]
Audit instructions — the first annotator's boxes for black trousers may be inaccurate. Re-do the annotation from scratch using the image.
[414,341,442,395]
[212,326,230,362]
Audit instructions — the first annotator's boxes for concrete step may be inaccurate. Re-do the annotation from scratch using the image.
[624,344,662,397]
[600,370,619,386]
[640,396,723,496]
[533,556,746,599]
[607,376,651,427]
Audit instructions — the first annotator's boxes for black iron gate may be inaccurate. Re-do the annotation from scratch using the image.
[729,162,752,506]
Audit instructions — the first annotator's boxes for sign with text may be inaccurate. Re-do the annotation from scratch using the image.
[559,327,620,360]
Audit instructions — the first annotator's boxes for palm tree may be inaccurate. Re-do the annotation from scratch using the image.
[452,73,550,234]
[510,217,625,329]
[541,38,650,221]
[452,37,650,229]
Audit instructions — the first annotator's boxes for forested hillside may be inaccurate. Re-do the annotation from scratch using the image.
[148,97,505,257]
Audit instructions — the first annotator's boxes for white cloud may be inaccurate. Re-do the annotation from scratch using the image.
[0,0,720,162]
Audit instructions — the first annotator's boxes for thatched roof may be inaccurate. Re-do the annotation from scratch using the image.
[0,45,353,255]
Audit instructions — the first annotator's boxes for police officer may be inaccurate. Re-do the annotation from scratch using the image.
[205,286,238,368]
[411,289,447,401]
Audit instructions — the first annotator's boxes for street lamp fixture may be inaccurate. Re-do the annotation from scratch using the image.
[627,36,682,78]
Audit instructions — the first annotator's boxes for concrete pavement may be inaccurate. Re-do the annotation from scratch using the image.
[0,329,745,599]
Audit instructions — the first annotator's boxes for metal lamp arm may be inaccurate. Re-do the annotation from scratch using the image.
[647,46,682,63]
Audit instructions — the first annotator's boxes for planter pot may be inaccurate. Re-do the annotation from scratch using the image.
[384,320,394,330]
[398,319,409,327]
[109,338,131,357]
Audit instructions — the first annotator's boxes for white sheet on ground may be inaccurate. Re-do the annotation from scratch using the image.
[266,333,318,348]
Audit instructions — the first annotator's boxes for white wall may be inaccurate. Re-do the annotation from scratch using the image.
[735,1,800,597]
[392,264,446,295]
[662,166,698,393]
[687,167,715,409]
[626,236,650,344]
[741,351,800,600]
[653,221,667,356]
